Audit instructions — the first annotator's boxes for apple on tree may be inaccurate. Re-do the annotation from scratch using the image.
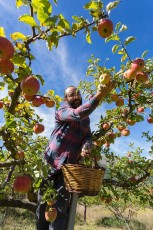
[32,96,44,107]
[45,99,55,108]
[110,94,119,102]
[123,69,137,81]
[20,76,40,96]
[102,122,110,130]
[147,117,153,124]
[33,123,45,134]
[121,128,130,136]
[97,18,114,38]
[0,36,15,62]
[0,101,4,109]
[45,207,57,222]
[135,72,148,84]
[0,59,14,75]
[131,58,145,72]
[15,151,25,160]
[13,175,32,193]
[137,107,144,113]
[115,97,124,107]
[99,73,111,85]
[23,93,35,101]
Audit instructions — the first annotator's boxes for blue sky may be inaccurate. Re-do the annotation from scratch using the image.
[0,0,153,158]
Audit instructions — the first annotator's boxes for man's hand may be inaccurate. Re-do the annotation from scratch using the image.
[96,81,115,101]
[80,147,92,158]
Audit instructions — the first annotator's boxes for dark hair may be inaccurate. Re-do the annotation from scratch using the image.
[64,86,77,98]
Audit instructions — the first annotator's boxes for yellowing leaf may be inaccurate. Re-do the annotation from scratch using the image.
[0,27,5,37]
[16,0,23,8]
[86,31,92,44]
[19,14,37,27]
[10,32,27,41]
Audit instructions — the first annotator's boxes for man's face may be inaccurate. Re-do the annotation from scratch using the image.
[65,87,82,108]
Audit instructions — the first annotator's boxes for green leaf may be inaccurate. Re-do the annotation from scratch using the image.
[106,1,120,12]
[84,1,99,10]
[58,14,71,31]
[142,50,148,59]
[72,15,83,22]
[86,31,92,44]
[12,54,26,67]
[121,53,128,62]
[112,44,119,53]
[35,74,45,85]
[124,36,136,46]
[119,24,128,32]
[115,22,121,31]
[16,0,23,8]
[10,32,27,41]
[43,15,58,27]
[19,14,37,27]
[105,33,120,42]
[0,27,5,37]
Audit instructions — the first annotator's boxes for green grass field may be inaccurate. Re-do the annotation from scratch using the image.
[0,205,153,230]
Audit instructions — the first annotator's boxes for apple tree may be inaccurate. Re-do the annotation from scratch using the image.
[0,0,153,217]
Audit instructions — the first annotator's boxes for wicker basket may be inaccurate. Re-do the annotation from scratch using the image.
[62,164,105,196]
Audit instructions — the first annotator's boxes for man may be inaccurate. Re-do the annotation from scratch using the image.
[36,82,114,230]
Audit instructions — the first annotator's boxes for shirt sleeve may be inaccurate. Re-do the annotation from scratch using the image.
[56,96,99,122]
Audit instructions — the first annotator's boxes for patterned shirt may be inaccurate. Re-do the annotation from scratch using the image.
[44,95,99,171]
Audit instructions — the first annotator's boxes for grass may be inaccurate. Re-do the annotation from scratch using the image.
[0,205,153,230]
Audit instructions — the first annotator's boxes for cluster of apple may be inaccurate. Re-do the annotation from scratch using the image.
[0,36,15,75]
[21,75,55,108]
[20,75,56,134]
[123,58,148,83]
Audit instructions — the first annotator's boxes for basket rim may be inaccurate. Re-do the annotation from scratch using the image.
[62,163,106,171]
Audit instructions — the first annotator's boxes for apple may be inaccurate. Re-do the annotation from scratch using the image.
[45,99,55,108]
[15,151,25,160]
[110,94,119,102]
[121,128,130,136]
[0,59,14,75]
[123,69,136,81]
[99,73,111,85]
[97,19,114,38]
[117,125,126,131]
[147,117,153,124]
[107,132,116,139]
[13,175,32,193]
[0,36,15,62]
[45,207,57,222]
[20,76,40,96]
[0,101,4,109]
[127,152,131,157]
[137,107,144,113]
[33,123,45,134]
[131,58,145,72]
[129,176,137,183]
[102,122,110,130]
[126,119,136,126]
[104,141,110,148]
[115,98,124,107]
[32,96,44,107]
[135,72,148,84]
[23,93,35,101]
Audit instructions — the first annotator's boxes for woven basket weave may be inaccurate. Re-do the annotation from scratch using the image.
[62,164,105,196]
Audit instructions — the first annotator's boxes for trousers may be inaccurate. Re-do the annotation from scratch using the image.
[36,171,71,230]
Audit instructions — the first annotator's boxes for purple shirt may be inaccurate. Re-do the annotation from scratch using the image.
[44,96,99,170]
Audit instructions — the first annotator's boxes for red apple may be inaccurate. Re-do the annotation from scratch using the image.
[117,125,126,131]
[15,151,25,160]
[13,175,32,193]
[126,119,136,126]
[121,128,130,136]
[102,122,110,130]
[23,93,35,101]
[0,36,15,62]
[0,59,14,75]
[97,19,114,38]
[137,107,144,113]
[110,94,119,102]
[115,98,124,107]
[135,72,148,84]
[45,207,57,222]
[99,73,111,85]
[147,117,153,124]
[32,96,44,107]
[123,69,136,81]
[129,176,137,183]
[20,76,40,96]
[131,58,145,72]
[33,123,45,134]
[45,99,55,108]
[0,101,4,109]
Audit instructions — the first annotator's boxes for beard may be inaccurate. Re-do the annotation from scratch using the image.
[67,98,82,108]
